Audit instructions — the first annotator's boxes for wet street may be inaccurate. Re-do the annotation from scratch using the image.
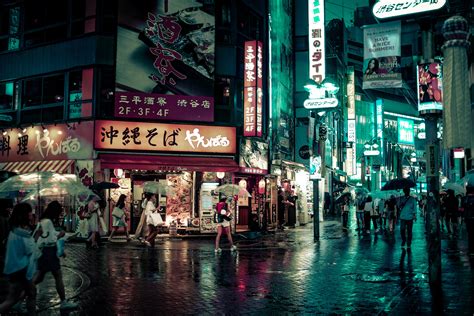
[1,215,473,315]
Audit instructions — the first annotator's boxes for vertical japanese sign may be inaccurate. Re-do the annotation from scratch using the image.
[308,0,325,84]
[376,99,384,158]
[243,41,263,137]
[116,0,215,113]
[417,62,443,112]
[363,21,401,89]
[397,118,414,145]
[346,67,356,175]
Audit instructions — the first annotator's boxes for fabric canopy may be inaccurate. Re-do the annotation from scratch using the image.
[99,154,239,172]
[1,160,74,174]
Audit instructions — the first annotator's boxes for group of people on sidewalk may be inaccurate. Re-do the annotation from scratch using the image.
[0,201,77,314]
[343,187,418,249]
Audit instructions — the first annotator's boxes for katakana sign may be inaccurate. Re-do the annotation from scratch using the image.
[373,0,446,19]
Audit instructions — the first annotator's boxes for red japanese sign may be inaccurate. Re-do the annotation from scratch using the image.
[0,121,94,162]
[114,91,213,122]
[243,40,263,137]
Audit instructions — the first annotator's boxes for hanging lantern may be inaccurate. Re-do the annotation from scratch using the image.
[216,172,225,179]
[113,168,124,178]
[258,179,266,194]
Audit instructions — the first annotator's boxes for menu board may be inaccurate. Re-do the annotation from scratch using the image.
[166,172,193,226]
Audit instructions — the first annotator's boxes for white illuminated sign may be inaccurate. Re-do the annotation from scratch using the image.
[308,0,325,83]
[348,119,356,142]
[364,150,380,156]
[304,98,338,110]
[373,0,446,19]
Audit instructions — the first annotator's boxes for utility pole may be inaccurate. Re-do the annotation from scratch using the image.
[419,21,441,288]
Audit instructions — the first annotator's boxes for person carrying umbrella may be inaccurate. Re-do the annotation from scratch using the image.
[398,187,417,249]
[462,183,474,257]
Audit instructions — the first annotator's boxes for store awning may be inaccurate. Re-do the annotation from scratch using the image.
[1,160,74,174]
[99,154,239,172]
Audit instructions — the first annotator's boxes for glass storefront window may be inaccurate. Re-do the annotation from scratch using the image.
[0,82,14,111]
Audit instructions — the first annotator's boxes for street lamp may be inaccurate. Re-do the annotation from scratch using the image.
[304,78,340,241]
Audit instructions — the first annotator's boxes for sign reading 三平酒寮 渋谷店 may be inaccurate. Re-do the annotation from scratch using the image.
[0,121,94,162]
[114,92,214,122]
[243,40,263,137]
[94,120,236,154]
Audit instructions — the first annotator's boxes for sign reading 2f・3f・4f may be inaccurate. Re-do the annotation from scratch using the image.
[94,120,236,154]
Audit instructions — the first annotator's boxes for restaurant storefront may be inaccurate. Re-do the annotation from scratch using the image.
[0,121,95,229]
[92,119,238,235]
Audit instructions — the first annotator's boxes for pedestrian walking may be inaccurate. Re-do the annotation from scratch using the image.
[144,194,163,247]
[0,203,37,315]
[462,184,474,257]
[0,202,11,254]
[364,196,379,233]
[277,188,286,230]
[356,196,366,232]
[86,200,100,249]
[440,194,447,232]
[444,189,459,237]
[108,194,131,242]
[385,195,398,233]
[33,201,77,310]
[341,196,350,231]
[398,187,417,249]
[214,197,237,253]
[134,193,152,241]
[375,198,386,231]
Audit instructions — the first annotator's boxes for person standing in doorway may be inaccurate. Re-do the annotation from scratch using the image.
[398,187,417,249]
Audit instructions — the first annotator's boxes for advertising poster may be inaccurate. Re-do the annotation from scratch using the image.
[116,0,215,121]
[397,118,415,145]
[239,139,268,174]
[309,156,322,180]
[417,62,443,112]
[166,172,193,226]
[363,22,402,89]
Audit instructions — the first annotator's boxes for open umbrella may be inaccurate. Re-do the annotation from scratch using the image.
[443,182,465,196]
[381,178,416,191]
[89,181,120,191]
[143,181,168,195]
[21,181,99,205]
[335,192,351,203]
[371,190,401,200]
[0,171,77,198]
[215,184,251,198]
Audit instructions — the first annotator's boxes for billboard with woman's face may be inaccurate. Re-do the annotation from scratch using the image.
[417,62,443,112]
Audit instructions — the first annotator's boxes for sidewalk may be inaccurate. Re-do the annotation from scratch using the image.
[1,215,473,315]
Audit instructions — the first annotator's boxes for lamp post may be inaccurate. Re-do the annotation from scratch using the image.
[304,78,340,241]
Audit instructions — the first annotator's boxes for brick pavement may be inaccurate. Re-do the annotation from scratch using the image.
[1,212,473,315]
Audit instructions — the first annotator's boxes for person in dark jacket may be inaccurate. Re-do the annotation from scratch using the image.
[444,189,459,236]
[462,185,474,256]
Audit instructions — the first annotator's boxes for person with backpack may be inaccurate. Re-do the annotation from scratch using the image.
[214,196,236,253]
[398,187,417,249]
[462,184,474,257]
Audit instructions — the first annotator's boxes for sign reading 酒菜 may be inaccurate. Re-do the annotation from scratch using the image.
[114,91,213,122]
[94,120,236,154]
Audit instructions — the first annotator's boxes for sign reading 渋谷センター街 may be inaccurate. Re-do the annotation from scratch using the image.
[373,0,446,19]
[94,120,236,154]
[363,21,402,90]
[114,91,213,122]
[0,121,94,162]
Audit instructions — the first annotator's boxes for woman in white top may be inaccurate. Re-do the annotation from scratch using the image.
[0,203,37,314]
[363,196,379,233]
[134,192,153,240]
[108,194,131,241]
[33,201,77,310]
[144,194,162,247]
[86,200,100,249]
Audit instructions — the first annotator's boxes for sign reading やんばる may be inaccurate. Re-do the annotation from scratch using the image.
[0,121,94,162]
[94,120,236,154]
